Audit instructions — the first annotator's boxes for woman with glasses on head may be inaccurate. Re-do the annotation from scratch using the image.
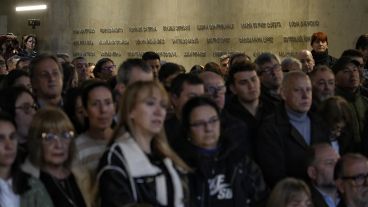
[179,96,268,207]
[22,107,92,207]
[93,58,117,82]
[0,86,37,161]
[98,81,190,207]
[0,112,53,207]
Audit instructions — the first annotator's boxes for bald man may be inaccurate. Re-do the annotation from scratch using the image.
[297,49,315,74]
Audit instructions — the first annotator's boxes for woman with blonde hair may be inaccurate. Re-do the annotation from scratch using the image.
[22,107,93,207]
[98,81,190,207]
[267,178,313,207]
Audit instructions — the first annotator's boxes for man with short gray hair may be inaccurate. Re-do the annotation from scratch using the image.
[114,58,153,105]
[335,153,368,207]
[256,71,329,187]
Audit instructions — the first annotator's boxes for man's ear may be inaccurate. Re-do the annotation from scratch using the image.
[114,83,126,96]
[280,87,286,100]
[307,166,317,180]
[229,84,237,95]
[170,93,178,107]
[335,178,345,194]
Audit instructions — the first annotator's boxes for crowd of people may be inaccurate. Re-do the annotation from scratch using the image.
[0,31,368,207]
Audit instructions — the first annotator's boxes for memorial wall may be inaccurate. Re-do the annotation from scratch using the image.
[6,0,368,69]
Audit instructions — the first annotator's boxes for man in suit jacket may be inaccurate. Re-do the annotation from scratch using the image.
[256,71,329,187]
[306,143,341,207]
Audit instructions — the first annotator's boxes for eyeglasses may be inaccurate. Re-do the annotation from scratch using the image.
[15,103,37,114]
[41,131,74,144]
[342,173,368,186]
[76,63,88,69]
[101,65,116,72]
[0,61,6,67]
[190,116,220,129]
[260,64,282,74]
[205,85,226,97]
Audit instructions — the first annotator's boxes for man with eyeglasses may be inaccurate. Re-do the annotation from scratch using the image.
[72,56,90,83]
[199,71,252,157]
[255,52,284,110]
[256,71,329,187]
[335,153,368,207]
[306,143,341,207]
[333,56,368,152]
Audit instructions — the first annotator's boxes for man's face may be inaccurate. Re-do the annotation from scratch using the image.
[219,57,230,76]
[231,70,260,104]
[298,51,315,73]
[361,48,368,65]
[203,75,226,110]
[311,146,340,188]
[338,159,368,206]
[311,70,335,102]
[146,59,160,79]
[172,82,204,115]
[259,58,283,90]
[73,58,89,81]
[32,58,63,100]
[335,63,360,91]
[127,67,154,85]
[281,76,312,113]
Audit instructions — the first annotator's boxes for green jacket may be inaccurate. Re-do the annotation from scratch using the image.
[336,87,368,149]
[20,176,54,207]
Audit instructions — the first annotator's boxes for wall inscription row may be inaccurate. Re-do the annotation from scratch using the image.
[72,20,320,67]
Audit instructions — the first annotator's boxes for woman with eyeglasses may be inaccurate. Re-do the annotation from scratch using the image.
[22,107,92,207]
[93,58,117,82]
[0,112,53,207]
[179,96,268,207]
[0,86,37,161]
[98,81,191,207]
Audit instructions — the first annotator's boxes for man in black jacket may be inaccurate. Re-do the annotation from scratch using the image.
[256,71,329,187]
[306,143,341,207]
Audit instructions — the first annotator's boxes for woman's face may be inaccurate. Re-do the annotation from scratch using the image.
[25,37,36,51]
[15,92,37,138]
[14,76,32,92]
[189,105,220,149]
[99,61,116,80]
[129,89,167,139]
[74,96,85,128]
[86,86,115,131]
[0,121,17,169]
[41,130,73,167]
[312,39,328,53]
[286,192,313,207]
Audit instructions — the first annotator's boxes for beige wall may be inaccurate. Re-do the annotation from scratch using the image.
[6,0,368,69]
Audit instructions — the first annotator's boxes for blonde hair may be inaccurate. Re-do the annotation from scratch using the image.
[28,107,76,169]
[267,178,312,207]
[113,81,191,172]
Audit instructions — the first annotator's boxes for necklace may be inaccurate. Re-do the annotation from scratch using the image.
[49,173,78,207]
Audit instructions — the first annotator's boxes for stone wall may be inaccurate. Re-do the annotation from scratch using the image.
[5,0,368,68]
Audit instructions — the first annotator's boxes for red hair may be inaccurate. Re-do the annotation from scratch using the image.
[311,32,328,45]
